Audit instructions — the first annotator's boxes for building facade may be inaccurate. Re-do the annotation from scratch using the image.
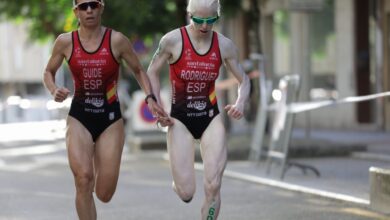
[223,0,390,131]
[0,21,54,123]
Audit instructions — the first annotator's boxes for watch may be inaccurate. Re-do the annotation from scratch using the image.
[145,94,157,104]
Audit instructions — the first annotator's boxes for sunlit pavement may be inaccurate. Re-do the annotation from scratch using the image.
[0,120,66,143]
[0,121,389,219]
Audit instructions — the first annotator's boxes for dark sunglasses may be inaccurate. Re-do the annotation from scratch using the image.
[74,1,102,11]
[191,16,219,25]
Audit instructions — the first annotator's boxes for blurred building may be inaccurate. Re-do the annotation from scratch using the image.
[0,21,59,123]
[222,0,390,131]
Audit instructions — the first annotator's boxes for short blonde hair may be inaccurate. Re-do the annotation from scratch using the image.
[187,0,220,16]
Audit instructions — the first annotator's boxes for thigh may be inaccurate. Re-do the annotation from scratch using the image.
[167,118,196,183]
[200,115,227,180]
[66,116,95,176]
[94,119,125,181]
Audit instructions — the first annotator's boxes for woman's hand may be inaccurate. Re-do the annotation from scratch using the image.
[224,104,244,120]
[52,87,70,102]
[147,100,174,127]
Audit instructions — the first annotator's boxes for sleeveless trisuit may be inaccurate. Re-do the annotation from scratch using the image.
[67,28,122,141]
[169,27,222,139]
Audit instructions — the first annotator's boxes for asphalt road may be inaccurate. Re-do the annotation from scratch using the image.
[0,140,388,220]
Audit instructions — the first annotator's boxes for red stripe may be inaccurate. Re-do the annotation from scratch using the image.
[108,95,117,104]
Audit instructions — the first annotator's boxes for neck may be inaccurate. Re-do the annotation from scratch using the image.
[188,25,213,42]
[79,25,103,40]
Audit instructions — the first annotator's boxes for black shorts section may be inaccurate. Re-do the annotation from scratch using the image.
[68,100,122,142]
[171,106,219,139]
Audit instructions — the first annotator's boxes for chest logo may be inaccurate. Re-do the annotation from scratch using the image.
[185,49,192,60]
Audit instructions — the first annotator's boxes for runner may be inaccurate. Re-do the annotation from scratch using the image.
[43,0,165,219]
[147,0,250,219]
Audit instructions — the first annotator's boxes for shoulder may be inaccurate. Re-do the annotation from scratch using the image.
[52,32,72,54]
[216,32,233,47]
[109,28,134,58]
[160,28,182,48]
[110,28,129,45]
[54,32,72,48]
[216,32,237,58]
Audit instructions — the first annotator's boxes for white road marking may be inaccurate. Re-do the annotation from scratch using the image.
[194,162,369,206]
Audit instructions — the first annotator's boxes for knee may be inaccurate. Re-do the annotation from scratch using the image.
[95,181,117,203]
[178,189,195,203]
[96,190,114,203]
[95,175,117,203]
[95,184,116,203]
[204,179,221,197]
[174,182,195,203]
[74,172,94,194]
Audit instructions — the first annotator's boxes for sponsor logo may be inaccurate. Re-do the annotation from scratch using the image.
[187,95,206,100]
[75,48,82,58]
[209,109,214,117]
[85,92,104,96]
[84,108,104,113]
[210,52,218,61]
[186,61,216,70]
[185,49,192,60]
[172,80,176,104]
[187,100,207,111]
[187,112,207,117]
[109,112,115,120]
[100,48,109,56]
[85,97,104,108]
[77,59,107,67]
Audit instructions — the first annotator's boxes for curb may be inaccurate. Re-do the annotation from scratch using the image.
[225,134,367,160]
[194,162,370,206]
[352,152,390,163]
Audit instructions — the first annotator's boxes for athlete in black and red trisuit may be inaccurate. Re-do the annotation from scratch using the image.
[169,27,222,139]
[147,0,250,219]
[68,28,121,141]
[43,0,166,219]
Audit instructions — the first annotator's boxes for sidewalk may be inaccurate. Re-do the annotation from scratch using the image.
[0,120,65,147]
[1,121,390,214]
[220,128,390,209]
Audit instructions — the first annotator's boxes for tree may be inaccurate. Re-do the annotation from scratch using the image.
[0,0,73,41]
[0,0,185,41]
[0,0,257,42]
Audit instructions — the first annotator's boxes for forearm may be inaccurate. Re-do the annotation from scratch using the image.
[235,73,250,105]
[133,69,154,96]
[147,71,162,103]
[43,70,58,95]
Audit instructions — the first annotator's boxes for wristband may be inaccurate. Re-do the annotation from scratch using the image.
[145,94,157,104]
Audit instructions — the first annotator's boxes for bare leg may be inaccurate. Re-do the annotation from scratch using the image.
[94,119,125,203]
[167,118,196,202]
[200,115,227,220]
[66,116,97,220]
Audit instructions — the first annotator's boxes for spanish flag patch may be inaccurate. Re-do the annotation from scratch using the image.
[209,89,217,105]
[106,82,117,104]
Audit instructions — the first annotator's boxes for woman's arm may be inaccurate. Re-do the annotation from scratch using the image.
[43,33,71,102]
[112,31,168,119]
[219,35,250,120]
